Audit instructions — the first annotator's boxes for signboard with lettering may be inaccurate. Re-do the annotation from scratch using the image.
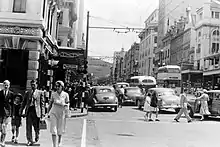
[63,64,78,69]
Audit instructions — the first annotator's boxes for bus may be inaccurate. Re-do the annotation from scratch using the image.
[157,65,181,95]
[129,76,157,91]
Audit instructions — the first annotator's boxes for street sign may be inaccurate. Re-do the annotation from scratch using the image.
[63,64,78,69]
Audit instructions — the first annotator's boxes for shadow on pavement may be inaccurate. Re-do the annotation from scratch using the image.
[88,107,115,112]
[132,107,176,114]
[5,141,40,146]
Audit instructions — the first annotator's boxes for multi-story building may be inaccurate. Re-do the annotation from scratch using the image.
[112,48,125,82]
[123,42,139,80]
[139,9,158,76]
[0,0,61,91]
[157,0,209,68]
[195,1,220,90]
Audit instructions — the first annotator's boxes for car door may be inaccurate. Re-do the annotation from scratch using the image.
[210,93,220,115]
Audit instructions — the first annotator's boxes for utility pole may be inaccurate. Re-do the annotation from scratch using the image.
[81,11,89,113]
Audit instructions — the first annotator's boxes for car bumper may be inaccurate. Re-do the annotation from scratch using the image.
[160,105,180,109]
[93,103,118,107]
[123,99,135,103]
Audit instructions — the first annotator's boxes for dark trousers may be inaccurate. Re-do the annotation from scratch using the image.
[26,106,40,142]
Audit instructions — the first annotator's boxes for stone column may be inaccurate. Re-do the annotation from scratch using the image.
[26,41,41,89]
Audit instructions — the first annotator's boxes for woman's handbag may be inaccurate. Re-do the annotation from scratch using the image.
[65,107,71,118]
[39,120,47,130]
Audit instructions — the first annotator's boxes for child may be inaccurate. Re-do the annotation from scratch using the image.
[143,93,152,121]
[11,93,23,144]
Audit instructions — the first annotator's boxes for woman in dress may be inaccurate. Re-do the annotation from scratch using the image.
[143,93,153,121]
[197,89,210,121]
[48,81,70,147]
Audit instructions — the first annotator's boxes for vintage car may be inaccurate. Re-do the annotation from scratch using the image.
[116,82,130,88]
[188,90,220,118]
[88,86,118,112]
[124,87,145,109]
[147,88,181,112]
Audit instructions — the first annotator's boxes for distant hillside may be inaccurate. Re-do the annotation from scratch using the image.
[88,57,112,78]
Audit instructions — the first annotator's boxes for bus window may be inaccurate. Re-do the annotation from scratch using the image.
[167,68,180,73]
[142,79,154,83]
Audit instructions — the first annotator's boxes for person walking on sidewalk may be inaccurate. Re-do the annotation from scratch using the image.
[0,80,14,147]
[174,88,192,123]
[20,80,45,146]
[48,81,70,147]
[11,93,23,144]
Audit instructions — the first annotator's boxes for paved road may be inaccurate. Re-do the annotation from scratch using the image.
[86,106,220,147]
[3,106,220,147]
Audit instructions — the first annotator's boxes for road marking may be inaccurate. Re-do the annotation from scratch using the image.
[81,119,87,147]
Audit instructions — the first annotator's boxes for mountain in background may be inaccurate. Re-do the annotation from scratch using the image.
[88,57,112,79]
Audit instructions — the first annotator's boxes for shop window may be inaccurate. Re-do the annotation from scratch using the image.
[197,44,201,53]
[13,0,26,13]
[154,36,157,43]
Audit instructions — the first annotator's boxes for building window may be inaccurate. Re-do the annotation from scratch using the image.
[154,36,157,43]
[212,43,219,53]
[197,44,201,53]
[212,11,214,18]
[215,12,220,19]
[13,0,26,13]
[199,12,203,20]
[213,30,220,36]
[198,31,201,37]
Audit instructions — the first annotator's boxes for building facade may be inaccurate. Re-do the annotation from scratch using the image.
[0,0,61,92]
[112,48,125,82]
[139,9,158,76]
[157,0,209,68]
[195,1,220,90]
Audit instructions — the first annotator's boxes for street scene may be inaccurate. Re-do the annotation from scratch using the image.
[1,0,220,147]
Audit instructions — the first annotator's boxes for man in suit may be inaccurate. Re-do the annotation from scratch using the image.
[174,88,192,123]
[20,80,45,146]
[0,80,14,147]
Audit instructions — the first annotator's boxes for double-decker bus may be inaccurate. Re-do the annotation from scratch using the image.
[129,76,157,90]
[157,65,181,95]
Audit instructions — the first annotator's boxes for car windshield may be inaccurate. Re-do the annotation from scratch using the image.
[157,90,175,96]
[98,88,112,93]
[126,88,141,94]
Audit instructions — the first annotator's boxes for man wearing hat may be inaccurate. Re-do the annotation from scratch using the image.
[20,80,45,146]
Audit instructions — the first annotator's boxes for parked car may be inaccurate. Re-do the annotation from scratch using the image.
[88,86,118,112]
[147,88,181,112]
[124,87,145,109]
[188,90,220,118]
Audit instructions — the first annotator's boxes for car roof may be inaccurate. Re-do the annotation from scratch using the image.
[125,86,140,89]
[149,88,174,92]
[94,86,114,90]
[116,82,129,85]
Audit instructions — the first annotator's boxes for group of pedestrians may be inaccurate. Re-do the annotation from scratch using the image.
[143,88,211,123]
[0,79,70,147]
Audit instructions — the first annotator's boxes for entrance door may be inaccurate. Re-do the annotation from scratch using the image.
[0,49,29,88]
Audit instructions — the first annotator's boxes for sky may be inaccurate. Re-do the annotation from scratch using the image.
[84,0,159,63]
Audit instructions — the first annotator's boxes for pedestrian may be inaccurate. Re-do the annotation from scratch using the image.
[119,85,125,108]
[11,93,23,144]
[174,88,192,123]
[20,79,45,146]
[0,80,14,147]
[196,89,210,121]
[143,93,153,121]
[48,81,70,147]
[149,92,160,121]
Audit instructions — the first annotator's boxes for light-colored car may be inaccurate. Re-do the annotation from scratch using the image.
[116,82,130,88]
[124,87,145,109]
[147,88,181,112]
[188,90,220,118]
[89,86,118,112]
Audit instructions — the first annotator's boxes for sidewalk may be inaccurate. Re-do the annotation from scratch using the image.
[3,108,88,147]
